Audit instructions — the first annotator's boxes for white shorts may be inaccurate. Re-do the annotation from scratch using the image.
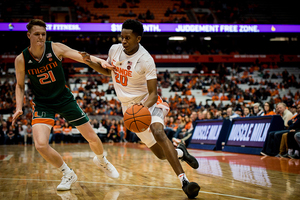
[122,95,169,148]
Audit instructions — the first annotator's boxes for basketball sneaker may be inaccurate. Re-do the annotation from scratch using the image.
[177,143,199,169]
[93,156,119,178]
[57,169,77,191]
[182,179,200,199]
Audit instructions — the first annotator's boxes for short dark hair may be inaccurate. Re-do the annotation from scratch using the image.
[122,19,144,37]
[26,19,46,32]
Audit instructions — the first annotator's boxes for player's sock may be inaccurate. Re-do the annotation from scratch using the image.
[176,149,184,158]
[178,173,189,186]
[295,150,299,156]
[288,149,293,155]
[59,162,71,175]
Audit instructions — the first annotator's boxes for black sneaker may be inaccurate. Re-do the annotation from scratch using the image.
[177,143,199,169]
[182,179,200,199]
[279,153,289,158]
[288,154,300,159]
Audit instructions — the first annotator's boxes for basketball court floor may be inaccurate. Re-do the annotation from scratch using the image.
[0,143,299,200]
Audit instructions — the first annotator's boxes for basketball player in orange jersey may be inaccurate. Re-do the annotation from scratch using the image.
[80,19,200,198]
[12,19,119,191]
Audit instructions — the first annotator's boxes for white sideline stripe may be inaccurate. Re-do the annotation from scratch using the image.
[2,155,13,161]
[0,178,258,200]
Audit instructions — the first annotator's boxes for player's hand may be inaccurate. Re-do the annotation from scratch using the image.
[99,60,116,72]
[12,109,23,126]
[135,102,147,108]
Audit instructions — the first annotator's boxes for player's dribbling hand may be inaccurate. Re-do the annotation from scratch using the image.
[12,109,23,126]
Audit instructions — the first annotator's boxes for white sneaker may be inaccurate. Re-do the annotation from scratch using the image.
[57,170,77,191]
[93,156,119,178]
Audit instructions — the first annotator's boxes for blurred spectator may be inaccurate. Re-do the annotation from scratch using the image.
[117,119,127,143]
[107,118,118,142]
[5,125,16,144]
[51,120,63,143]
[262,102,276,116]
[243,107,253,117]
[252,103,264,116]
[62,122,73,143]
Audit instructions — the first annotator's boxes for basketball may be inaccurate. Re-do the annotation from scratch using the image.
[124,104,152,133]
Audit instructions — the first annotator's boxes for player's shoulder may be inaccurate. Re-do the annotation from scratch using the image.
[138,49,154,65]
[15,53,25,64]
[109,44,122,53]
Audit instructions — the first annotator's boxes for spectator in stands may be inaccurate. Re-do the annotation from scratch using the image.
[234,107,243,117]
[91,118,100,128]
[107,118,118,142]
[206,111,215,120]
[172,111,198,147]
[278,102,294,128]
[261,103,294,157]
[62,122,73,143]
[262,102,276,116]
[0,121,8,144]
[5,125,16,144]
[226,107,240,119]
[278,104,300,158]
[52,120,63,143]
[252,103,264,116]
[117,119,127,143]
[16,121,27,144]
[290,105,298,117]
[243,107,253,117]
[26,124,33,144]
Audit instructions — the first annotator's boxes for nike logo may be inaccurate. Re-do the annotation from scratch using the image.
[28,60,33,63]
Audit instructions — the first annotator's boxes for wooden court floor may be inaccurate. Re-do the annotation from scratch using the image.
[0,143,299,200]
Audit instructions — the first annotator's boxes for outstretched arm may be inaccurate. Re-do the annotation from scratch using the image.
[79,52,112,76]
[52,42,113,76]
[12,54,26,125]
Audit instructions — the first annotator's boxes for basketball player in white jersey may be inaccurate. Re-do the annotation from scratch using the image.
[80,19,200,198]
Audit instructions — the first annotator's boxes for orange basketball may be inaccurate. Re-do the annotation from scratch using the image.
[124,104,152,133]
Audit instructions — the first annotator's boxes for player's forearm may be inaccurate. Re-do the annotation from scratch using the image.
[15,84,25,110]
[144,93,158,108]
[87,58,112,76]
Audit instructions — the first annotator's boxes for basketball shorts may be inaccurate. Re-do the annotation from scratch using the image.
[122,95,170,148]
[32,93,89,128]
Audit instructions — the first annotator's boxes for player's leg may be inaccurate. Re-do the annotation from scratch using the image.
[150,122,200,199]
[32,114,77,191]
[61,100,119,179]
[76,122,119,178]
[150,122,183,175]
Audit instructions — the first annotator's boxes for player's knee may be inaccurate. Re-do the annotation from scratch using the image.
[35,142,49,153]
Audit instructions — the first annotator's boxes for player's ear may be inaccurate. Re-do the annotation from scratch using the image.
[27,31,30,39]
[137,36,141,43]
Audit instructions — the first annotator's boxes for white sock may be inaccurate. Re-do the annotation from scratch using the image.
[176,149,184,158]
[59,162,71,175]
[288,149,293,155]
[295,150,299,156]
[97,154,107,163]
[178,173,189,186]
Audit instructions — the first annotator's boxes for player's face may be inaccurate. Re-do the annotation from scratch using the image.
[121,29,141,55]
[27,25,46,47]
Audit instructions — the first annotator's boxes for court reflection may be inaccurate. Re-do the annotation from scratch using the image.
[194,153,299,188]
